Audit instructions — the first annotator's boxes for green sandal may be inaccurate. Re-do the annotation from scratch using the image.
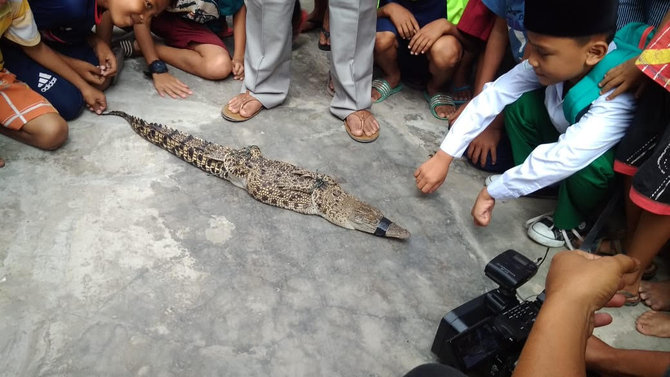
[423,91,456,120]
[372,78,403,103]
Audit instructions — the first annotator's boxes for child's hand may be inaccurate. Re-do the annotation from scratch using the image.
[96,43,117,77]
[152,72,192,99]
[467,125,502,167]
[599,57,647,100]
[470,187,495,226]
[81,86,107,114]
[232,58,244,81]
[414,149,452,193]
[71,59,105,86]
[408,20,445,55]
[385,3,419,40]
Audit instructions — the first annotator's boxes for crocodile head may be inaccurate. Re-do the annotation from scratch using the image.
[317,184,410,240]
[223,145,262,188]
[346,198,411,240]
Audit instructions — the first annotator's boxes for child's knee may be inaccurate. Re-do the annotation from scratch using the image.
[28,113,69,150]
[201,53,232,80]
[429,36,462,68]
[374,32,397,53]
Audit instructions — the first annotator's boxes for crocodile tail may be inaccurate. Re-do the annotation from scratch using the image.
[103,111,227,176]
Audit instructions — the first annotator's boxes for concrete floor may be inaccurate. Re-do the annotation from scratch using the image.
[1,27,668,377]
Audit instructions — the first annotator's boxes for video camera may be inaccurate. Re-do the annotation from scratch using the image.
[431,250,544,377]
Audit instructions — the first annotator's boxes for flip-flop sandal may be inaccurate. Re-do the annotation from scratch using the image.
[372,78,403,103]
[423,91,456,121]
[344,110,379,143]
[451,85,472,105]
[221,93,264,122]
[318,27,331,51]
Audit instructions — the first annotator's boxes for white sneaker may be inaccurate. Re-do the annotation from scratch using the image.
[525,213,586,250]
[484,174,501,186]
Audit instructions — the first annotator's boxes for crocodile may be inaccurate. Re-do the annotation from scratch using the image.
[104,111,410,239]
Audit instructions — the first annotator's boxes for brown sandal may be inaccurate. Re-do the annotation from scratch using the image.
[221,92,264,122]
[344,110,379,143]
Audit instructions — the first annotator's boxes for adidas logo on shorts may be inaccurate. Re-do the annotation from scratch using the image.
[37,72,57,93]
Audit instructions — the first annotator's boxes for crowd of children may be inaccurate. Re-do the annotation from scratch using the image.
[1,0,670,361]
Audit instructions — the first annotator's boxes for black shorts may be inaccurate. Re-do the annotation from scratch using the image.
[614,84,670,214]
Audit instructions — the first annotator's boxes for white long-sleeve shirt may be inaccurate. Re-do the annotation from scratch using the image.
[439,59,636,201]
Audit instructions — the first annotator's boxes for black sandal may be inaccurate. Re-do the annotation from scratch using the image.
[318,27,330,51]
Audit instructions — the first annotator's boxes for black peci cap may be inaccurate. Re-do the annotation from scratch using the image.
[524,0,618,37]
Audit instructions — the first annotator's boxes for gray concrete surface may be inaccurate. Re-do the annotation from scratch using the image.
[1,27,668,377]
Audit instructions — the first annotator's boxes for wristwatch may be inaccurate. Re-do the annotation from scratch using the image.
[145,59,168,77]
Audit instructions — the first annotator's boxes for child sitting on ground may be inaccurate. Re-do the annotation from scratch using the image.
[448,0,527,173]
[0,0,81,165]
[2,0,169,120]
[372,0,464,120]
[415,0,647,249]
[121,0,246,99]
[589,9,670,312]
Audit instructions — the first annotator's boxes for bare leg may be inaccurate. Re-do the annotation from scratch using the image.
[449,47,478,102]
[153,43,232,80]
[0,113,68,150]
[303,0,328,31]
[623,176,643,249]
[426,35,462,119]
[636,311,670,338]
[319,9,330,48]
[620,211,670,296]
[371,31,400,102]
[639,280,670,310]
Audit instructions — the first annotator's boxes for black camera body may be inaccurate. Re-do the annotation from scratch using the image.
[431,250,543,376]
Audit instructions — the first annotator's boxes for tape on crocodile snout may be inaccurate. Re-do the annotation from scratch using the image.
[374,217,392,237]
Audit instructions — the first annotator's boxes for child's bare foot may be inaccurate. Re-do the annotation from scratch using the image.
[639,280,670,311]
[0,157,4,168]
[636,310,670,338]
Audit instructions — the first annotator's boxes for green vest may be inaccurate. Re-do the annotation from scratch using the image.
[563,23,656,124]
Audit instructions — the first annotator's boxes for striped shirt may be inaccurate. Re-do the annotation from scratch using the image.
[637,23,670,90]
[0,0,40,69]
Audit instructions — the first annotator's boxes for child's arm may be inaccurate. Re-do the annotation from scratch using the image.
[474,16,508,95]
[377,2,419,40]
[414,150,454,193]
[91,10,117,77]
[134,20,192,98]
[22,41,106,114]
[471,188,495,226]
[96,10,114,45]
[599,8,670,100]
[407,18,459,55]
[87,34,116,78]
[231,4,246,81]
[414,61,541,194]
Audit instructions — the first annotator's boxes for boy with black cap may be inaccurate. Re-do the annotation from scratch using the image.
[414,0,653,249]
